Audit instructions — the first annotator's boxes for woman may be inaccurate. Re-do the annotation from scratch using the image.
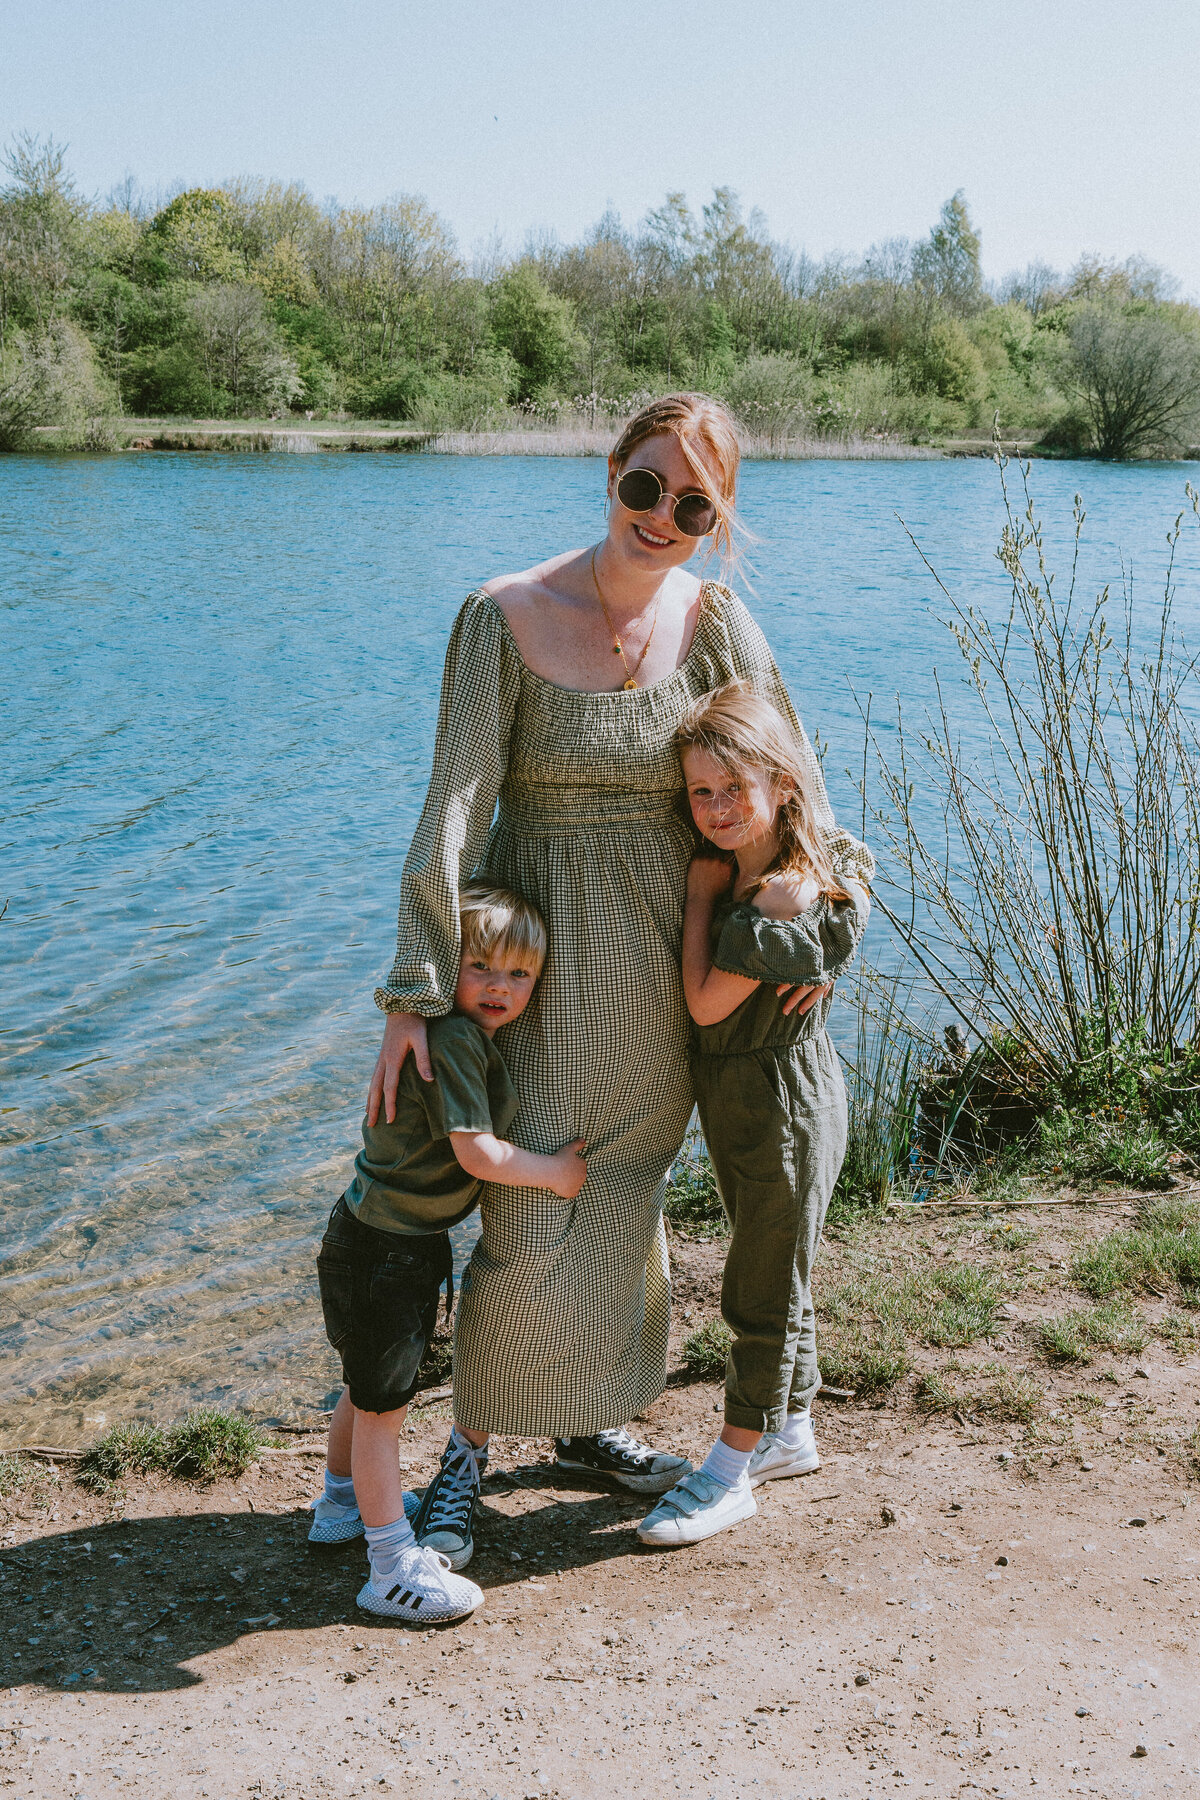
[367,393,872,1568]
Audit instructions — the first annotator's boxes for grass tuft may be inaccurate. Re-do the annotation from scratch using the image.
[915,1367,1042,1424]
[925,1266,1006,1347]
[78,1410,263,1490]
[1069,1199,1200,1301]
[0,1453,34,1496]
[819,1330,909,1395]
[682,1319,733,1379]
[1036,1300,1148,1364]
[1036,1113,1174,1191]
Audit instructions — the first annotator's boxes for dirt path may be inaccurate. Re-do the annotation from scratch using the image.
[3,1208,1199,1800]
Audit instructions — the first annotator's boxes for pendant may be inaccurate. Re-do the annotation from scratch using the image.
[623,677,637,691]
[613,641,622,654]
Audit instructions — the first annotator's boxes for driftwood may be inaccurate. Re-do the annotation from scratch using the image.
[889,1180,1200,1216]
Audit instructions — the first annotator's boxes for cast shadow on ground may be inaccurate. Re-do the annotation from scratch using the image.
[0,1462,658,1693]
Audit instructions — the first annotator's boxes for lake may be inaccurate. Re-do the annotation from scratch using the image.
[3,449,1199,1444]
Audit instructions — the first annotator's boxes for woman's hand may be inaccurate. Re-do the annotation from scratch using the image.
[777,981,833,1018]
[367,1011,432,1125]
[686,855,733,900]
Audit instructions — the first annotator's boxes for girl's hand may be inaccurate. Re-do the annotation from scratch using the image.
[687,856,733,900]
[777,981,832,1018]
[546,1138,588,1199]
[367,1012,432,1124]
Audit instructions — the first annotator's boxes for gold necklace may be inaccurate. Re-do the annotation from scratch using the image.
[589,548,663,691]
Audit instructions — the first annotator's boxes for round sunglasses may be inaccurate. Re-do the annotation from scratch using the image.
[616,467,718,538]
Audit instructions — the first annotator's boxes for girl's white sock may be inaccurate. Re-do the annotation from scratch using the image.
[324,1469,357,1509]
[700,1438,754,1490]
[777,1410,811,1448]
[364,1514,416,1576]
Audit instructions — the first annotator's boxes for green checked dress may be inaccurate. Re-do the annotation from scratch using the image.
[376,583,874,1437]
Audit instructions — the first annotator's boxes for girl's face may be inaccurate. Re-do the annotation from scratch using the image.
[605,432,719,575]
[682,746,782,856]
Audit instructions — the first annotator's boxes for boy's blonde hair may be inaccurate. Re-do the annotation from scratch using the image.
[459,882,547,972]
[675,682,851,901]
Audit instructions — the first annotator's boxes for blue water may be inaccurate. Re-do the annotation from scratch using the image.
[3,450,1199,1441]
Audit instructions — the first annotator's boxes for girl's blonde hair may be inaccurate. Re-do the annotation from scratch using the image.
[675,682,851,900]
[459,882,547,972]
[610,392,742,567]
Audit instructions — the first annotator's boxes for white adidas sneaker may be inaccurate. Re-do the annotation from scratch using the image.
[747,1415,821,1487]
[356,1543,483,1623]
[307,1487,421,1546]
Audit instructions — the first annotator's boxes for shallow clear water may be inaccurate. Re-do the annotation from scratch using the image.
[3,451,1199,1443]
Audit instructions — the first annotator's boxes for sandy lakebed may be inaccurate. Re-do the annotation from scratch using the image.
[2,1199,1199,1800]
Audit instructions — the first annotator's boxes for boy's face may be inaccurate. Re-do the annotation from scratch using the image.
[454,946,541,1036]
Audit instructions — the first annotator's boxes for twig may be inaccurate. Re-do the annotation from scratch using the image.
[6,1447,85,1462]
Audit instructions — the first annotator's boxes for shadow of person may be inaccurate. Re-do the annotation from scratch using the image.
[0,1465,666,1691]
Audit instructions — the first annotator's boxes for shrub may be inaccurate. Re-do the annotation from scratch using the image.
[163,1409,263,1480]
[1066,304,1200,458]
[831,965,923,1216]
[664,1141,728,1239]
[682,1318,733,1379]
[78,1421,169,1490]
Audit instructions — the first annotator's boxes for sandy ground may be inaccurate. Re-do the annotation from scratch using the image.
[3,1211,1199,1800]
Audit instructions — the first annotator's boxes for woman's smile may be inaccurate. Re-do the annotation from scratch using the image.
[632,521,674,549]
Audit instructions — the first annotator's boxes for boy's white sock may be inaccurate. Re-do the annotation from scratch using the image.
[364,1514,416,1576]
[777,1410,812,1448]
[700,1438,754,1490]
[324,1469,357,1510]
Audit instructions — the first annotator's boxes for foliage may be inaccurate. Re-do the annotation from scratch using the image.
[1066,304,1200,458]
[682,1318,734,1378]
[664,1135,729,1239]
[832,964,924,1215]
[915,1365,1042,1422]
[1034,1111,1174,1190]
[868,465,1200,1094]
[6,133,1195,451]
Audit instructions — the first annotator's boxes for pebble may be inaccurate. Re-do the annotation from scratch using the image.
[995,1555,1009,1566]
[1076,1707,1089,1718]
[881,1506,896,1526]
[1128,1517,1148,1528]
[1080,1462,1094,1472]
[854,1672,870,1687]
[997,1451,1014,1464]
[1133,1743,1148,1757]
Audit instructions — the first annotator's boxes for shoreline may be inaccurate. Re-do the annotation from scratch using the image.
[27,418,1053,461]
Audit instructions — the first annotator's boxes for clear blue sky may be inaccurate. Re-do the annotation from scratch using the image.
[4,0,1199,292]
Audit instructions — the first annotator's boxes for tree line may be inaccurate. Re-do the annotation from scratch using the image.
[2,131,1199,458]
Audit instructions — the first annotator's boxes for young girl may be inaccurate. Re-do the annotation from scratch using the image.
[639,682,872,1546]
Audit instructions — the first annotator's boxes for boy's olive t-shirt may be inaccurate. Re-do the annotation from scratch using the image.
[344,1013,518,1235]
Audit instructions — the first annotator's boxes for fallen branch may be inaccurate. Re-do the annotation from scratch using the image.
[6,1446,85,1462]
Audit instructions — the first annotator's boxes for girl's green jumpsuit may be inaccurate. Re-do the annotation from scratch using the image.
[690,882,870,1433]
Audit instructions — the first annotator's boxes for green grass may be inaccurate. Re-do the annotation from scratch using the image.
[820,1331,909,1395]
[0,1453,34,1496]
[1035,1113,1174,1190]
[79,1410,264,1490]
[925,1266,1006,1347]
[682,1319,733,1379]
[1036,1300,1149,1364]
[915,1367,1043,1424]
[1069,1199,1200,1301]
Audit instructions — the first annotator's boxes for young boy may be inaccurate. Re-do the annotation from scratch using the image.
[311,883,586,1623]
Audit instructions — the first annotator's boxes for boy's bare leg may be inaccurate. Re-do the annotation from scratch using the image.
[326,1387,355,1478]
[350,1404,410,1528]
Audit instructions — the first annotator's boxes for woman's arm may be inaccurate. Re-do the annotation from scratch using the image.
[450,1132,588,1199]
[368,594,520,1123]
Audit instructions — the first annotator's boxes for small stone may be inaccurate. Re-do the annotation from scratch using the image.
[854,1672,870,1687]
[1132,1743,1148,1757]
[343,1671,358,1683]
[1076,1707,1089,1717]
[1134,1368,1150,1379]
[1128,1517,1148,1528]
[881,1506,896,1526]
[995,1555,1009,1566]
[1080,1462,1094,1472]
[997,1451,1014,1464]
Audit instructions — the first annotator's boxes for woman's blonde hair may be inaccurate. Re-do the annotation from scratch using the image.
[610,392,742,567]
[459,882,547,972]
[675,682,851,900]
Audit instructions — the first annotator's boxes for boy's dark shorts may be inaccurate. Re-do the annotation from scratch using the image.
[317,1196,453,1415]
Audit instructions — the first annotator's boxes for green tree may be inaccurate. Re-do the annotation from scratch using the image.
[1066,304,1200,458]
[144,190,245,284]
[913,191,985,318]
[489,265,578,399]
[189,284,301,414]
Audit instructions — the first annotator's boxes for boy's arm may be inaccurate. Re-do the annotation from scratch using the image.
[450,1131,587,1199]
[682,858,761,1027]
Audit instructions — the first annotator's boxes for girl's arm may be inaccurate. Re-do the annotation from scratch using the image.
[681,859,762,1026]
[450,1132,588,1199]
